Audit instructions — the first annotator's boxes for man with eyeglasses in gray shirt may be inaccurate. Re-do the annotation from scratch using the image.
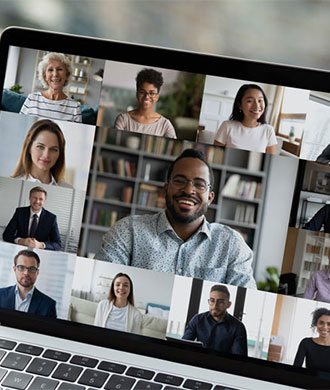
[0,249,57,318]
[95,149,256,289]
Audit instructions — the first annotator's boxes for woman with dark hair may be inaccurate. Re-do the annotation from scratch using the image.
[214,84,277,154]
[294,308,330,371]
[114,68,176,138]
[94,273,142,334]
[12,119,72,187]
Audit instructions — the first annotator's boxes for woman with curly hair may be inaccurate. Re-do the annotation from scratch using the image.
[114,68,176,138]
[293,308,330,371]
[20,52,82,122]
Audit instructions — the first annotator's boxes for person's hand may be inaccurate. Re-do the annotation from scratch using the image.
[17,237,44,249]
[32,238,45,249]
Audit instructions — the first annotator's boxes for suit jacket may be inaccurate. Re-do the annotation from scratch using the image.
[2,206,61,251]
[0,285,57,318]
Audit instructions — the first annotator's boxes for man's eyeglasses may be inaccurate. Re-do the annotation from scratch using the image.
[16,265,38,274]
[137,90,158,98]
[170,176,211,193]
[208,298,227,306]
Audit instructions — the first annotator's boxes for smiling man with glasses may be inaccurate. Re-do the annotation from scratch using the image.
[182,285,247,356]
[0,249,57,318]
[95,149,256,288]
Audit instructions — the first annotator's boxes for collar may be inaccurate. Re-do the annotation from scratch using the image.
[26,174,57,186]
[156,209,212,240]
[29,207,43,218]
[207,311,230,326]
[15,285,35,300]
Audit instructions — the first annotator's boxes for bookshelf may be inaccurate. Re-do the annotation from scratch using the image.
[79,129,270,264]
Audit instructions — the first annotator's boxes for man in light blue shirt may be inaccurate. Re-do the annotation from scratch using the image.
[0,249,57,318]
[95,149,256,289]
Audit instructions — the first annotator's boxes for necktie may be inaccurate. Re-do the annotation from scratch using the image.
[29,214,38,237]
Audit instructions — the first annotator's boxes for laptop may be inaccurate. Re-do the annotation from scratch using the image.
[0,26,329,390]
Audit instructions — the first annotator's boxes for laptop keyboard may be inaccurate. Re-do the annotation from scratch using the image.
[0,338,240,390]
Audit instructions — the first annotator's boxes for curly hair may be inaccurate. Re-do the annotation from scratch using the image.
[311,308,330,329]
[38,52,72,88]
[136,68,164,92]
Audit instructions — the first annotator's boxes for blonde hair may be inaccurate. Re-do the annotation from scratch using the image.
[38,52,72,88]
[12,119,66,183]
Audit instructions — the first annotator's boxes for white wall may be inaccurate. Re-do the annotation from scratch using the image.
[4,46,20,89]
[72,258,174,310]
[255,155,299,282]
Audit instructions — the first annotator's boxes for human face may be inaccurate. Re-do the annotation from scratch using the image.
[316,315,330,339]
[14,255,39,289]
[239,88,265,123]
[208,291,231,321]
[29,131,60,174]
[136,82,159,110]
[113,276,131,302]
[165,158,214,224]
[29,191,46,213]
[43,60,68,90]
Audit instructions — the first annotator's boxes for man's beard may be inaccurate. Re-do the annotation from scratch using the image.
[165,193,207,224]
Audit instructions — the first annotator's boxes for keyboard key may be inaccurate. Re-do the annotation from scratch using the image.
[78,369,109,388]
[133,380,162,389]
[126,367,155,380]
[70,355,98,368]
[0,339,16,350]
[26,358,57,376]
[2,371,33,389]
[58,383,86,390]
[16,344,43,356]
[27,376,59,390]
[183,379,213,389]
[164,387,184,390]
[104,374,136,390]
[52,363,83,382]
[43,350,71,362]
[1,352,31,371]
[0,350,6,361]
[214,386,240,390]
[154,373,184,386]
[98,361,126,374]
[0,367,7,381]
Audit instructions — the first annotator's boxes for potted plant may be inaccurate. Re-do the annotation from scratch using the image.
[9,84,23,94]
[289,126,295,143]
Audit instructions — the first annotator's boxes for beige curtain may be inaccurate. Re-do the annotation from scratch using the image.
[269,86,285,131]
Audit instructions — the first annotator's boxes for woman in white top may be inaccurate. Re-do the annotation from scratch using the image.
[12,119,72,188]
[94,273,142,335]
[214,84,277,154]
[114,68,176,138]
[20,52,82,122]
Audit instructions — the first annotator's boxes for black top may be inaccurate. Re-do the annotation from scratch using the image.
[316,144,330,163]
[304,204,330,234]
[182,311,247,356]
[294,338,330,372]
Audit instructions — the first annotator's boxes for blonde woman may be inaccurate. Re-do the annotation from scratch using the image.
[20,52,82,122]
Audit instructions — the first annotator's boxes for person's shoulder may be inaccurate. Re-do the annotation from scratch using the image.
[57,180,74,189]
[42,208,56,219]
[207,220,242,239]
[0,285,15,295]
[227,312,244,326]
[34,288,56,305]
[261,123,274,132]
[97,299,111,309]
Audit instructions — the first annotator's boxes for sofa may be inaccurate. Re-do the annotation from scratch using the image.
[68,296,168,339]
[1,89,97,125]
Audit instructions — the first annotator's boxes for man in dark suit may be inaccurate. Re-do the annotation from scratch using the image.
[3,186,61,251]
[0,249,57,318]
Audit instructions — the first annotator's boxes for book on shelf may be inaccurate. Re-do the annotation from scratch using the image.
[93,181,107,198]
[98,156,136,177]
[138,184,165,208]
[123,186,133,203]
[222,174,260,200]
[234,204,255,224]
[90,208,118,227]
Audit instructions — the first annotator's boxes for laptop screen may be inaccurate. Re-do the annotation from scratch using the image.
[1,27,330,389]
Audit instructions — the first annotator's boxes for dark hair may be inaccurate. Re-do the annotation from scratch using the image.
[108,273,134,305]
[29,186,47,197]
[14,250,40,266]
[230,84,268,124]
[136,68,164,92]
[210,285,230,299]
[12,119,66,183]
[166,148,214,188]
[311,308,330,329]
